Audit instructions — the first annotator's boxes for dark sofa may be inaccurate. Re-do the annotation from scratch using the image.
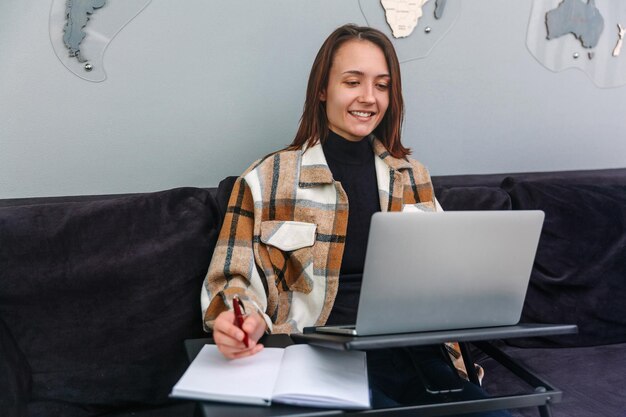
[1,168,625,417]
[434,168,626,417]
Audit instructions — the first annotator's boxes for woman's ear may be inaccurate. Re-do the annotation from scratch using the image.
[319,89,327,102]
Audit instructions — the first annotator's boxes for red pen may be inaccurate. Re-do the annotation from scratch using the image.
[232,295,249,347]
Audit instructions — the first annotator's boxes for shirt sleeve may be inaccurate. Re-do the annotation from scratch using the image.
[200,176,273,332]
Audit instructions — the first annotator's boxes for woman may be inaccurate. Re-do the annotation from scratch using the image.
[201,24,509,415]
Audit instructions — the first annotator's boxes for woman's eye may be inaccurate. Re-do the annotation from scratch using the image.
[377,83,389,90]
[344,80,359,87]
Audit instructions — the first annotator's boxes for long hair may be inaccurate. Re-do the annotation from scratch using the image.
[288,24,409,158]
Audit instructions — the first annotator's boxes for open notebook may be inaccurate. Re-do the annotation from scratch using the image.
[171,344,370,409]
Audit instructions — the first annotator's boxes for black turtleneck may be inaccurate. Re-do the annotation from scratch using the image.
[322,131,381,326]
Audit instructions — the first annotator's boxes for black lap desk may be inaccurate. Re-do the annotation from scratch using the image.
[184,323,577,417]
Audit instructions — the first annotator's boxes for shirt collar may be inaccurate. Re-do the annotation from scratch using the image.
[298,135,412,187]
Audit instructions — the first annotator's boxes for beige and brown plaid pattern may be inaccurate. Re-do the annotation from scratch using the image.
[201,137,436,333]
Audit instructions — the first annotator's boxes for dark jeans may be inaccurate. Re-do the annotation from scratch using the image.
[367,346,512,417]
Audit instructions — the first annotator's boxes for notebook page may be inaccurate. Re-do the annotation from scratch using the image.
[171,344,284,406]
[271,345,370,409]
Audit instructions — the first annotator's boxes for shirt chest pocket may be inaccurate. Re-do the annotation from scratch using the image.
[260,220,317,294]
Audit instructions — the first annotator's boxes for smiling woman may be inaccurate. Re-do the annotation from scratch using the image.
[289,24,408,158]
[320,40,390,142]
[200,24,511,415]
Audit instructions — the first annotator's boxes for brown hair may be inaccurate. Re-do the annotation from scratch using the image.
[288,24,409,158]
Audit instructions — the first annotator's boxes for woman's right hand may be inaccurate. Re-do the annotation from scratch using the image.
[213,310,266,359]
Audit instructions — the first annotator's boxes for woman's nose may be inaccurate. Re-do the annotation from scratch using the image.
[358,85,376,103]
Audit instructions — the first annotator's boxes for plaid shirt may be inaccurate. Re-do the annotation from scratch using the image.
[201,137,439,334]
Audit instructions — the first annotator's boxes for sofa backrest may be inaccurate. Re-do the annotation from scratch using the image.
[438,168,626,347]
[502,170,626,347]
[0,187,221,411]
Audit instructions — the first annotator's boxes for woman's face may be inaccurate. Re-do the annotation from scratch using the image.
[321,40,390,142]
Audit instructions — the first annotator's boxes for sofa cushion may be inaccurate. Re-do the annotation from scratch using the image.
[435,186,512,211]
[502,173,626,347]
[0,315,31,417]
[479,341,626,417]
[433,173,509,189]
[214,176,238,226]
[0,188,220,410]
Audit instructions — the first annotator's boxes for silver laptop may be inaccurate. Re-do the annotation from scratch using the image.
[315,210,544,336]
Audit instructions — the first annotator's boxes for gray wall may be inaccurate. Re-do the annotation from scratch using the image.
[1,0,625,198]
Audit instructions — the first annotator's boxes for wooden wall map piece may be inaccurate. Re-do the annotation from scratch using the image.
[434,0,447,19]
[360,0,461,63]
[380,0,430,38]
[612,24,625,57]
[49,0,152,82]
[527,0,626,88]
[63,0,107,63]
[546,0,604,49]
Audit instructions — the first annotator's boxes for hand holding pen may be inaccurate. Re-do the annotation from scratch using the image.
[212,295,266,359]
